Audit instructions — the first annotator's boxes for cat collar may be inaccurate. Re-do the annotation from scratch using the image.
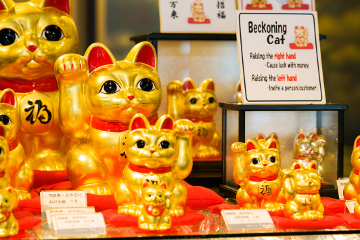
[248,174,278,182]
[0,77,58,93]
[297,192,319,195]
[128,162,172,174]
[144,205,165,216]
[353,168,359,175]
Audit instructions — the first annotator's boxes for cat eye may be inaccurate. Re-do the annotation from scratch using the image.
[0,28,18,46]
[251,158,259,165]
[0,115,11,125]
[136,140,146,148]
[208,97,215,104]
[190,98,197,104]
[137,78,156,92]
[269,156,276,163]
[42,25,64,41]
[0,147,3,155]
[100,80,121,94]
[160,141,170,149]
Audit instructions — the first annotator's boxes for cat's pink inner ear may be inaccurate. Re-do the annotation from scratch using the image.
[268,141,277,149]
[7,188,11,193]
[45,0,70,15]
[257,135,264,140]
[161,118,173,130]
[131,117,147,130]
[356,138,360,148]
[207,81,215,91]
[237,83,241,92]
[0,91,15,106]
[294,164,302,170]
[87,46,114,73]
[160,183,167,189]
[247,142,256,151]
[183,80,195,91]
[136,45,156,68]
[311,134,318,140]
[0,126,4,138]
[143,182,149,188]
[311,163,317,171]
[273,134,278,139]
[298,133,305,140]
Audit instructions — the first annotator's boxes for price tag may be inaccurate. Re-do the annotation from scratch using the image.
[46,207,95,229]
[221,209,275,231]
[345,200,357,214]
[40,191,87,219]
[337,178,349,200]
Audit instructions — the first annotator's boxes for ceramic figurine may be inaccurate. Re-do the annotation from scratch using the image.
[0,127,10,190]
[0,0,78,171]
[55,42,162,194]
[232,135,284,214]
[0,187,18,237]
[167,78,220,159]
[287,0,303,8]
[252,0,267,8]
[293,132,325,180]
[115,113,194,217]
[343,136,360,201]
[294,26,309,47]
[283,162,324,220]
[138,173,172,231]
[0,89,33,200]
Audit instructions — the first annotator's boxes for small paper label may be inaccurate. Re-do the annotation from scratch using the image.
[46,207,95,228]
[345,200,356,214]
[40,191,87,219]
[52,213,106,236]
[221,209,275,230]
[337,178,349,200]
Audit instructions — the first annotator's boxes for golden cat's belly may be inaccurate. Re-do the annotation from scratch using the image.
[294,193,320,207]
[193,121,216,144]
[245,177,282,199]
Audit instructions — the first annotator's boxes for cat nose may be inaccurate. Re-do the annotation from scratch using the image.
[263,164,267,166]
[150,150,155,154]
[127,95,134,100]
[28,45,37,52]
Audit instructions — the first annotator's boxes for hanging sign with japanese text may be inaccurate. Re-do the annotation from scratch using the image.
[159,0,236,33]
[238,0,315,11]
[236,11,325,104]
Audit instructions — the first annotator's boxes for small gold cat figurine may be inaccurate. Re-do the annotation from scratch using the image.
[294,26,309,47]
[56,42,162,194]
[0,89,33,200]
[115,113,194,218]
[0,187,18,237]
[0,0,78,171]
[232,135,284,214]
[343,136,360,201]
[283,162,324,220]
[167,78,220,159]
[138,173,172,231]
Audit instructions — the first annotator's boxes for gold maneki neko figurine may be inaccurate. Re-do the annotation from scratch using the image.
[115,113,194,218]
[0,187,18,237]
[0,0,78,170]
[344,136,360,201]
[167,78,220,159]
[55,41,162,194]
[232,133,284,214]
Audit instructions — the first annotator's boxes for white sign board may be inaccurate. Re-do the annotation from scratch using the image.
[159,0,236,33]
[345,200,356,214]
[238,0,315,11]
[337,178,349,200]
[46,207,95,229]
[236,11,325,104]
[221,209,275,231]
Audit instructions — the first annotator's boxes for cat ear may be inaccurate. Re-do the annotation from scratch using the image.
[309,133,318,140]
[129,114,150,131]
[155,115,173,130]
[246,140,258,151]
[297,132,305,140]
[6,187,11,193]
[292,163,303,171]
[269,133,278,140]
[160,183,167,189]
[354,136,360,150]
[237,81,241,92]
[84,43,117,74]
[182,78,196,92]
[0,89,16,108]
[125,42,157,69]
[37,0,71,15]
[256,133,265,140]
[0,0,14,11]
[267,140,277,150]
[199,78,215,92]
[306,163,317,171]
[142,182,149,188]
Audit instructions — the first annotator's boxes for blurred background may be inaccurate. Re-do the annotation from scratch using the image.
[72,0,360,177]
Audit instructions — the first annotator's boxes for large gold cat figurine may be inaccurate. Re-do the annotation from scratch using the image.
[167,78,220,159]
[115,113,194,217]
[0,0,78,170]
[232,134,284,214]
[0,89,33,199]
[55,42,162,194]
[0,187,18,237]
[343,136,360,201]
[283,162,324,220]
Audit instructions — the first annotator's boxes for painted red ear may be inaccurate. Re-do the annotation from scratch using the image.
[247,142,256,151]
[206,81,215,91]
[183,80,195,91]
[294,164,302,170]
[0,91,15,106]
[7,188,11,193]
[161,118,173,130]
[356,138,360,148]
[136,45,156,68]
[311,163,317,171]
[0,126,4,137]
[45,0,70,15]
[268,141,277,149]
[0,0,14,11]
[143,182,149,188]
[272,134,278,139]
[87,46,115,73]
[311,134,318,140]
[257,135,264,140]
[160,183,167,189]
[131,117,147,130]
[237,82,241,92]
[297,133,305,140]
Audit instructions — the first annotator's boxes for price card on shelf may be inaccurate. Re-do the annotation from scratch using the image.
[221,209,275,231]
[337,178,349,200]
[40,191,87,219]
[236,11,326,104]
[345,200,356,214]
[46,207,95,229]
[52,213,106,236]
[159,0,236,33]
[238,0,315,11]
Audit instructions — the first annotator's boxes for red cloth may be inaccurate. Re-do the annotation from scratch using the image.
[335,213,360,227]
[130,226,178,233]
[14,211,41,230]
[33,170,69,189]
[102,206,205,227]
[271,215,345,229]
[321,197,345,215]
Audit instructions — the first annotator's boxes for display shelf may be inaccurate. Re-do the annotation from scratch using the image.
[219,102,348,199]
